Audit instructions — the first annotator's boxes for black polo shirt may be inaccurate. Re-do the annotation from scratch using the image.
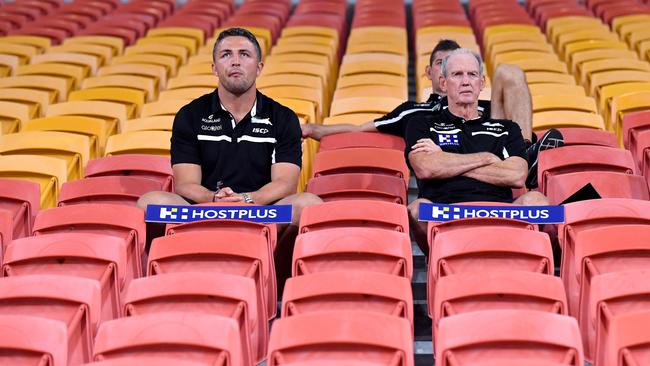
[373,93,491,138]
[171,89,302,193]
[405,108,527,204]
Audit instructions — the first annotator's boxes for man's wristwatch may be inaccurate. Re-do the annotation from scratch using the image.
[242,192,254,204]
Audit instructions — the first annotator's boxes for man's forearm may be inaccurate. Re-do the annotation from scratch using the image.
[462,158,527,188]
[174,183,215,203]
[410,151,499,180]
[307,121,375,140]
[249,179,297,205]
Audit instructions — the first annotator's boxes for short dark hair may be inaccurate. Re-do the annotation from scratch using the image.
[213,27,262,62]
[429,39,461,66]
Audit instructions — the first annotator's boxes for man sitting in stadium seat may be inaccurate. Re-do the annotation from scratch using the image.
[137,27,322,228]
[405,48,551,253]
[301,39,563,188]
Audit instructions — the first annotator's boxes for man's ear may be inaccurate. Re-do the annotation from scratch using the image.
[425,64,433,80]
[479,74,486,91]
[439,76,447,94]
[256,61,264,77]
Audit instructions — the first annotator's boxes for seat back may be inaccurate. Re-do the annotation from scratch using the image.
[58,176,162,207]
[84,154,173,191]
[0,314,68,366]
[299,200,409,233]
[306,173,407,204]
[0,178,39,239]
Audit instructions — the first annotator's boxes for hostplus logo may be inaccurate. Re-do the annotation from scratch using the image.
[159,207,190,220]
[431,206,461,220]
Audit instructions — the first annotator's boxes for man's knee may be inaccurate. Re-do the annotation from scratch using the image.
[136,191,185,210]
[291,192,323,211]
[517,191,549,206]
[408,198,430,221]
[494,64,526,87]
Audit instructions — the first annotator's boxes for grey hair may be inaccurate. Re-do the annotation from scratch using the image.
[440,48,484,78]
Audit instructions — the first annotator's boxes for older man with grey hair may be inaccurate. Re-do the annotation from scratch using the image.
[404,48,552,255]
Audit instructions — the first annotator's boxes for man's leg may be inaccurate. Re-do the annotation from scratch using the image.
[273,192,323,296]
[513,190,549,206]
[408,198,432,257]
[490,64,533,141]
[137,191,191,209]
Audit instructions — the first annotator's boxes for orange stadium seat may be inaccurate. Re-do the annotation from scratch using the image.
[299,199,409,233]
[57,176,162,207]
[0,178,40,239]
[305,173,407,204]
[0,315,68,366]
[85,154,173,192]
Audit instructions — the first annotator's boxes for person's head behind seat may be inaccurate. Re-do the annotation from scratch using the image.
[426,39,461,95]
[439,48,485,108]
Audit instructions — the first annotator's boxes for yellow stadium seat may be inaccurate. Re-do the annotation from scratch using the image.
[274,97,317,124]
[260,85,323,121]
[532,95,597,113]
[323,113,385,125]
[0,36,50,53]
[141,100,188,117]
[68,87,146,119]
[122,115,174,132]
[571,49,638,76]
[125,43,188,67]
[0,75,68,102]
[339,60,406,77]
[597,82,650,118]
[345,52,406,68]
[482,24,541,46]
[612,14,650,34]
[333,84,407,101]
[49,43,113,66]
[336,73,406,90]
[330,97,402,116]
[610,90,650,141]
[147,27,205,50]
[641,41,650,61]
[0,88,51,118]
[30,52,99,76]
[0,100,30,134]
[0,54,19,74]
[0,154,66,208]
[112,54,178,78]
[619,22,650,44]
[525,71,576,85]
[557,30,619,58]
[263,61,329,87]
[490,41,553,57]
[167,75,218,90]
[281,26,338,41]
[629,29,650,53]
[529,83,586,97]
[98,63,167,91]
[492,51,559,67]
[158,87,212,101]
[277,36,337,54]
[0,131,90,180]
[580,58,650,87]
[546,16,604,43]
[187,53,213,65]
[63,36,124,56]
[271,43,334,66]
[0,66,9,77]
[16,62,86,90]
[82,74,157,102]
[503,58,568,74]
[345,41,407,56]
[589,70,650,96]
[0,43,39,64]
[47,100,126,136]
[105,130,172,156]
[416,25,473,36]
[485,32,548,55]
[565,40,629,65]
[533,111,605,131]
[137,35,197,56]
[177,62,212,76]
[258,73,323,92]
[22,116,110,158]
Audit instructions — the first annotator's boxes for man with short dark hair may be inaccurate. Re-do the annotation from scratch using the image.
[138,27,321,225]
[405,49,550,253]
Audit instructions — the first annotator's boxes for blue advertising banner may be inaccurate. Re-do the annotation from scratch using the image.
[418,202,565,224]
[145,204,293,224]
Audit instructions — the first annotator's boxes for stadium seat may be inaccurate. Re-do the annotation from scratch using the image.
[98,63,166,91]
[597,82,650,126]
[330,96,403,116]
[610,90,650,141]
[0,86,50,118]
[318,131,405,151]
[435,310,583,365]
[532,95,598,114]
[22,116,109,158]
[432,271,568,341]
[585,270,650,363]
[63,36,124,56]
[84,154,173,192]
[0,178,39,239]
[529,83,586,97]
[49,42,114,66]
[140,100,188,117]
[111,54,178,78]
[92,312,248,366]
[267,311,414,366]
[525,71,576,85]
[82,74,157,102]
[0,154,67,209]
[545,171,649,204]
[597,309,650,366]
[82,358,206,366]
[0,275,101,365]
[46,100,126,139]
[147,231,273,321]
[104,131,172,156]
[282,271,413,325]
[124,272,264,363]
[622,109,650,151]
[305,173,407,204]
[15,62,86,90]
[537,145,636,193]
[158,87,212,101]
[68,87,145,119]
[299,199,409,233]
[293,227,413,278]
[58,176,162,206]
[0,100,30,133]
[0,314,68,366]
[534,128,617,148]
[3,233,127,321]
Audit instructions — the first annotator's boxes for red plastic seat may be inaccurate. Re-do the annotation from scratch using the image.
[0,275,101,365]
[318,132,405,152]
[124,272,262,363]
[622,109,650,150]
[58,176,162,207]
[3,233,127,321]
[82,359,206,366]
[282,271,413,325]
[268,311,414,366]
[545,171,649,204]
[436,310,583,365]
[572,225,650,333]
[84,154,173,192]
[535,128,617,148]
[33,204,146,287]
[429,227,553,307]
[538,145,636,193]
[313,147,410,188]
[0,178,40,239]
[432,271,567,341]
[292,227,413,278]
[0,314,68,365]
[9,27,68,45]
[93,312,247,365]
[147,231,273,320]
[598,309,650,366]
[629,128,650,173]
[299,199,409,233]
[78,26,137,46]
[306,173,407,204]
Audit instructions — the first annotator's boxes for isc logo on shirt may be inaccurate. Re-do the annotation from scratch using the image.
[252,128,269,134]
[438,134,460,146]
